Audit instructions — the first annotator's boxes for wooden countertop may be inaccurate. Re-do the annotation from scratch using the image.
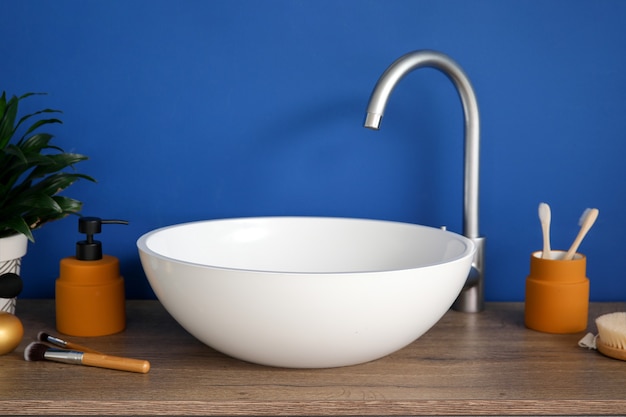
[1,300,625,416]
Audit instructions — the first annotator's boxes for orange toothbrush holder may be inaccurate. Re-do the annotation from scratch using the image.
[525,250,589,334]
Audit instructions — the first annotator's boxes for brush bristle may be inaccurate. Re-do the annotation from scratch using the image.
[579,208,592,225]
[596,312,626,350]
[37,331,49,342]
[24,342,50,362]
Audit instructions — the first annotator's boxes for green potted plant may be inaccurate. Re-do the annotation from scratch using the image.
[0,91,94,313]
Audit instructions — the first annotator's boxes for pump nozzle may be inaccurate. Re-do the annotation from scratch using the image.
[76,217,129,261]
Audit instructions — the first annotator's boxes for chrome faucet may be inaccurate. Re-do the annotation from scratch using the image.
[364,50,485,313]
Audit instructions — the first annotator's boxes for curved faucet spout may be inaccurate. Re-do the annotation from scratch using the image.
[364,50,484,312]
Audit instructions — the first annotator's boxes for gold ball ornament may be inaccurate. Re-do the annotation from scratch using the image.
[0,312,24,355]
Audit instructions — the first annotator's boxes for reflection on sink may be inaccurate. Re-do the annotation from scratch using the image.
[137,217,475,368]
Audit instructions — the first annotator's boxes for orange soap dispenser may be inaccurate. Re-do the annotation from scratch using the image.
[56,217,129,336]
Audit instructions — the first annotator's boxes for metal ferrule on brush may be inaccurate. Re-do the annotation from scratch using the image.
[45,334,68,348]
[44,348,84,365]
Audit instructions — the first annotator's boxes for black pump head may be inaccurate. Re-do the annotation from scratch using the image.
[76,217,129,260]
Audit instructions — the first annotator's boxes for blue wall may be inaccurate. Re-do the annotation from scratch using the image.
[2,0,626,301]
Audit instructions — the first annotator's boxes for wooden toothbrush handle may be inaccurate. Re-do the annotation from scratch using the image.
[82,353,151,373]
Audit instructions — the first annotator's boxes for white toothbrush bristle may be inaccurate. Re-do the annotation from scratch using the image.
[538,202,550,219]
[579,208,591,225]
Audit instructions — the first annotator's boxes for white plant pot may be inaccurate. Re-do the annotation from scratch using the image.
[0,233,28,314]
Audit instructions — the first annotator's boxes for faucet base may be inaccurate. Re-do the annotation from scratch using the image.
[453,236,485,312]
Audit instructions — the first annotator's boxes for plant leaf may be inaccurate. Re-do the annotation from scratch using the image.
[28,172,92,197]
[7,191,62,213]
[52,195,84,213]
[18,132,56,153]
[18,116,62,143]
[0,92,6,120]
[0,91,94,241]
[0,216,34,242]
[0,94,19,148]
[25,153,89,182]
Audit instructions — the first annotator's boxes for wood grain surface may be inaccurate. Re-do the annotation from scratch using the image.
[1,300,625,416]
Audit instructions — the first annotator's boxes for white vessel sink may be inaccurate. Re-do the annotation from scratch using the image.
[137,217,475,368]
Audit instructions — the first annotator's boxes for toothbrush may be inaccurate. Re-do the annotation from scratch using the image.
[563,208,599,260]
[538,202,552,258]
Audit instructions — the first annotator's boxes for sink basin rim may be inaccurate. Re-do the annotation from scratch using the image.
[137,216,476,275]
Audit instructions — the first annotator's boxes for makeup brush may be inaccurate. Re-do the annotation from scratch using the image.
[24,342,150,373]
[538,202,552,258]
[563,208,599,261]
[37,331,102,354]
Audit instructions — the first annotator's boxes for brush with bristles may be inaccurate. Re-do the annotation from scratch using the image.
[563,208,599,261]
[595,312,626,361]
[37,331,102,354]
[24,342,150,373]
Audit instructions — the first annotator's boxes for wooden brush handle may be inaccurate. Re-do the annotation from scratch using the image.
[65,342,102,354]
[82,353,151,373]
